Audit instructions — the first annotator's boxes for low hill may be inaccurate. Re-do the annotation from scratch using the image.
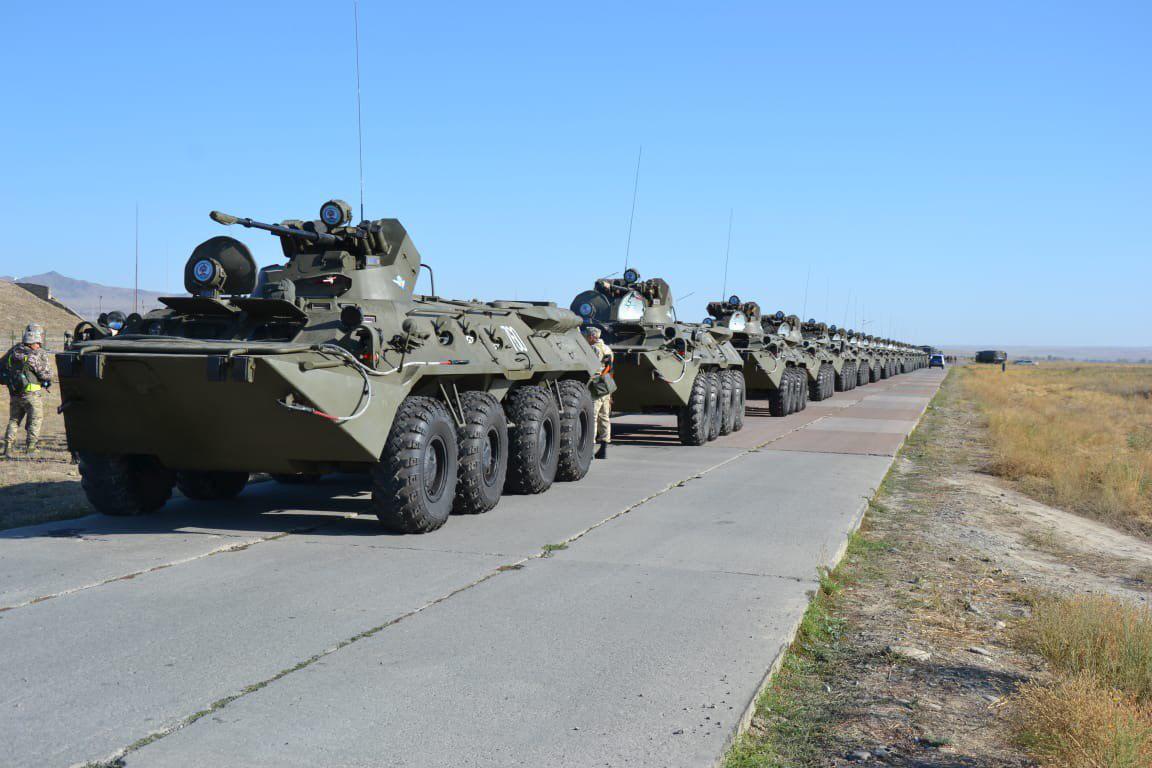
[15,271,167,321]
[0,281,87,349]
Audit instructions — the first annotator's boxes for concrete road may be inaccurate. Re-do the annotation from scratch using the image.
[0,369,944,768]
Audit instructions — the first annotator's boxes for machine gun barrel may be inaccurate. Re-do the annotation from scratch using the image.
[210,210,339,245]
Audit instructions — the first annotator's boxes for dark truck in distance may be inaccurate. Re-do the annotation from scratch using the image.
[975,350,1008,364]
[58,200,603,534]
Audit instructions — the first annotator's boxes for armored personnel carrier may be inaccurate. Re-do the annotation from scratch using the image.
[570,269,743,445]
[706,296,788,419]
[59,200,603,533]
[825,325,859,392]
[758,311,809,416]
[799,319,838,401]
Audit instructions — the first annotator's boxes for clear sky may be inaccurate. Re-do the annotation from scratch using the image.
[1,1,1148,346]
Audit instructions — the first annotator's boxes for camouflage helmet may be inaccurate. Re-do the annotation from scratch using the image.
[22,325,44,345]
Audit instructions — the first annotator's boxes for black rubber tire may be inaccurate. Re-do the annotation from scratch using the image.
[271,473,322,485]
[503,385,561,495]
[767,373,789,417]
[880,362,889,380]
[556,379,595,482]
[372,396,459,533]
[77,453,175,516]
[808,367,825,402]
[706,370,723,442]
[677,369,711,445]
[857,362,869,387]
[718,369,735,436]
[729,370,746,432]
[452,391,508,514]
[870,363,880,383]
[176,471,250,500]
[836,362,853,392]
[824,364,836,399]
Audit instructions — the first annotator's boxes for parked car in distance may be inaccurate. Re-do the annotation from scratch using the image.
[929,353,946,368]
[1014,359,1037,366]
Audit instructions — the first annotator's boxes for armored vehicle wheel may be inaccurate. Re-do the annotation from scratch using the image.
[768,376,789,417]
[879,363,889,380]
[504,385,561,495]
[176,471,250,500]
[77,453,175,517]
[836,363,853,392]
[677,369,711,445]
[729,370,746,432]
[783,369,796,414]
[808,369,825,402]
[857,362,868,387]
[787,368,801,413]
[271,473,322,485]
[824,365,836,398]
[556,380,595,482]
[453,391,509,514]
[372,396,459,533]
[870,363,880,383]
[718,369,736,436]
[706,370,723,441]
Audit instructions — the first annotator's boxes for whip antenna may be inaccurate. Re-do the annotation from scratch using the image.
[720,208,733,300]
[800,265,811,321]
[134,203,139,314]
[623,145,642,273]
[353,0,366,222]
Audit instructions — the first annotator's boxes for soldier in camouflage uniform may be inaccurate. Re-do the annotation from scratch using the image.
[2,326,54,456]
[583,326,613,459]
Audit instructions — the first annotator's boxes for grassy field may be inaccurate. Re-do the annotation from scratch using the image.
[962,363,1152,535]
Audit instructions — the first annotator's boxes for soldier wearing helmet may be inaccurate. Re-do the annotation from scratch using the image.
[2,325,54,457]
[582,325,614,459]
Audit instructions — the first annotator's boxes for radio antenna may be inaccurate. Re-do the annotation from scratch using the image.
[353,0,366,222]
[720,208,733,300]
[623,145,642,274]
[134,202,140,314]
[800,265,811,321]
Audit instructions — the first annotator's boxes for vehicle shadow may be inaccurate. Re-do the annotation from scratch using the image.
[1,475,409,539]
[610,423,684,446]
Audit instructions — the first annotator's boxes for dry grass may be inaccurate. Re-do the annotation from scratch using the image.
[1010,674,1152,768]
[0,387,89,530]
[1011,595,1152,767]
[1021,595,1152,703]
[962,364,1152,534]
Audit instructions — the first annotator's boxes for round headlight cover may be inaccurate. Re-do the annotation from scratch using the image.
[319,199,352,227]
[623,268,640,284]
[192,258,216,283]
[578,302,594,317]
[728,294,741,307]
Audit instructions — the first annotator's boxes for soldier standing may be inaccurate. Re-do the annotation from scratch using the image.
[583,326,613,459]
[2,326,54,457]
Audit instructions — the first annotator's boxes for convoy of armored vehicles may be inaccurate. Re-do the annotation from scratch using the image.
[55,199,930,534]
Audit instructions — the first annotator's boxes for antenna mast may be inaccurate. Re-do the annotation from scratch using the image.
[134,203,139,314]
[800,265,811,321]
[353,0,366,222]
[623,145,642,273]
[720,208,733,300]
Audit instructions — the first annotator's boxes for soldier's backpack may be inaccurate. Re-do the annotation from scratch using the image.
[2,348,33,396]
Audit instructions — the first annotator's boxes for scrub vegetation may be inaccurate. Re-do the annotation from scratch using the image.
[962,363,1152,534]
[1010,595,1152,767]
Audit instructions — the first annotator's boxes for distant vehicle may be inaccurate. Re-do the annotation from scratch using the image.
[1014,359,1037,366]
[975,350,1008,364]
[929,353,945,368]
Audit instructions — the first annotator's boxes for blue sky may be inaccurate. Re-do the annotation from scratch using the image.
[1,1,1148,346]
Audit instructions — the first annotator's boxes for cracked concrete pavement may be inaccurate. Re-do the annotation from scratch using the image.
[0,370,943,768]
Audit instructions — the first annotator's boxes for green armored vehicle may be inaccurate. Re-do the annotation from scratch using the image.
[570,269,744,445]
[799,318,838,401]
[59,200,602,533]
[825,325,859,392]
[705,296,791,418]
[758,310,809,415]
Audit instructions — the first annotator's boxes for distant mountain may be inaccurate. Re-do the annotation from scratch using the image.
[15,271,167,321]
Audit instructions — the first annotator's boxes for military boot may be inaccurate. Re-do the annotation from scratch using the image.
[24,440,39,458]
[595,442,608,460]
[0,441,9,460]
